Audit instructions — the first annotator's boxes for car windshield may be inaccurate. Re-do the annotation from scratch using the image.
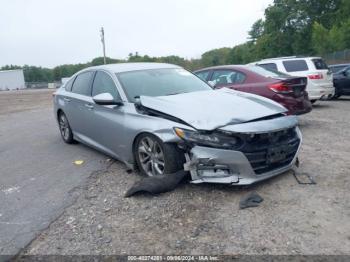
[330,65,348,73]
[116,68,212,102]
[248,65,290,78]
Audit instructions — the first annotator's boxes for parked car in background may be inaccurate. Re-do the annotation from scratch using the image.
[329,64,350,98]
[329,63,350,74]
[194,65,312,115]
[252,56,334,103]
[54,63,302,185]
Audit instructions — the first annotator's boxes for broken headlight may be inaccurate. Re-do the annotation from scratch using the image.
[174,127,240,149]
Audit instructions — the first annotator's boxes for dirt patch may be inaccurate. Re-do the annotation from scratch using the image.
[0,89,54,116]
[22,98,350,255]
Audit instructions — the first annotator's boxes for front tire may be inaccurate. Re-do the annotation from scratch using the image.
[134,134,184,177]
[58,112,74,144]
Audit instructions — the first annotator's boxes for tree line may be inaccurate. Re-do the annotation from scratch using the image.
[2,0,350,83]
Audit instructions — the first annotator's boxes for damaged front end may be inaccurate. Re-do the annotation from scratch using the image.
[138,89,302,185]
[181,116,302,185]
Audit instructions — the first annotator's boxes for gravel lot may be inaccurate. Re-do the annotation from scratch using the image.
[5,90,350,255]
[0,89,54,116]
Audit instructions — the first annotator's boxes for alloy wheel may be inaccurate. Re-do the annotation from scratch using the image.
[137,136,165,176]
[59,114,70,141]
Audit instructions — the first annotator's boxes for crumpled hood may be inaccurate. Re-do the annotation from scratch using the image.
[140,88,287,131]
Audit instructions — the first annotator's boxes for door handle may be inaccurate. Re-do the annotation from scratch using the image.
[84,104,94,110]
[63,97,71,102]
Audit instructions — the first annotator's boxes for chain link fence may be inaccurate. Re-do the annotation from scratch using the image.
[324,49,350,65]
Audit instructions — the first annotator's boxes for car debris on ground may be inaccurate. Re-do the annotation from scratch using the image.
[292,169,317,185]
[124,170,188,197]
[239,192,264,209]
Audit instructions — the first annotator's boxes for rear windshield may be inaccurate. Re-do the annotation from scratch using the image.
[283,60,309,72]
[248,65,290,78]
[312,59,329,70]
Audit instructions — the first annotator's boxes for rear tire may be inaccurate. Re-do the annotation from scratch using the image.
[58,112,74,144]
[134,133,185,177]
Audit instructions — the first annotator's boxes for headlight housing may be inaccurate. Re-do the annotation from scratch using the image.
[174,127,241,149]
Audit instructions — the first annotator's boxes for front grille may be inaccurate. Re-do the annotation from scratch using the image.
[240,128,300,175]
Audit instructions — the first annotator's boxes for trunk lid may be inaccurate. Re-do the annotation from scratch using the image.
[282,77,307,97]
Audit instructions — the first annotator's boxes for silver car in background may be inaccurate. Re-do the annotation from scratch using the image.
[53,63,301,185]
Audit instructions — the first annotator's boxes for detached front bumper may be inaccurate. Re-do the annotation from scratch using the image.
[184,127,302,185]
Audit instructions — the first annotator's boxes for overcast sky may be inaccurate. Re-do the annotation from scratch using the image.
[0,0,272,68]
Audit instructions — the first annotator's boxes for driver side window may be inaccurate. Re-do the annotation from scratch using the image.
[92,71,120,99]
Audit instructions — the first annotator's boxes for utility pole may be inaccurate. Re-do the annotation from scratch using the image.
[100,27,106,64]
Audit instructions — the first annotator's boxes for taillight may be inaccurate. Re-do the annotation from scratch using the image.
[268,82,293,94]
[308,73,323,80]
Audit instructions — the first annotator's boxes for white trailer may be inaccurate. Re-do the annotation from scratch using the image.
[0,69,26,91]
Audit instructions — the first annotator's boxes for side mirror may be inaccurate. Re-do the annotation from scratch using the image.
[93,93,123,106]
[342,71,347,76]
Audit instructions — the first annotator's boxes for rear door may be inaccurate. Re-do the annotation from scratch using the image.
[69,71,95,139]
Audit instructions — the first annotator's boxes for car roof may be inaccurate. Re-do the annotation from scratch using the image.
[329,63,350,67]
[194,64,251,72]
[258,56,322,62]
[81,62,181,74]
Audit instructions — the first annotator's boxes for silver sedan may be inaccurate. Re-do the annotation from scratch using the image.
[53,63,301,185]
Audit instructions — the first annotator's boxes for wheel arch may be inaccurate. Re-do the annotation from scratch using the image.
[131,131,185,175]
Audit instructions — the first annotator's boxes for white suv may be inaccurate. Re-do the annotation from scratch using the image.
[252,57,334,103]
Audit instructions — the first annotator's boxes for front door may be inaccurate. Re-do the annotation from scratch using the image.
[84,70,126,159]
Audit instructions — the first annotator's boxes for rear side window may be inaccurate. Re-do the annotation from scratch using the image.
[283,60,309,72]
[312,59,329,70]
[64,78,74,92]
[211,70,246,85]
[71,71,94,96]
[92,71,120,99]
[195,70,210,81]
[259,63,278,71]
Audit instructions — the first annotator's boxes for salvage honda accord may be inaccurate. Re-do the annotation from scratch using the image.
[53,63,302,185]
